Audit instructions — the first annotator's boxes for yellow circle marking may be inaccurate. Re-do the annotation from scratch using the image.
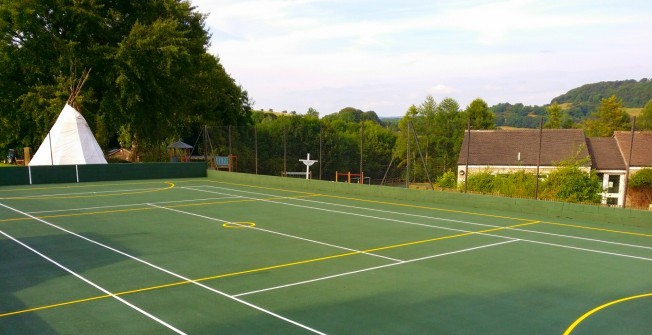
[222,222,256,229]
[564,293,652,335]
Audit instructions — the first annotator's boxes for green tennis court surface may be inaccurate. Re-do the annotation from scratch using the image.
[1,177,650,334]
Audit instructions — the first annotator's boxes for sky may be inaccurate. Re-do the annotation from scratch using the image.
[191,0,652,117]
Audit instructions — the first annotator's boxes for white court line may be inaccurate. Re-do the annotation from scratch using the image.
[1,186,167,199]
[0,202,328,335]
[186,186,652,262]
[148,204,403,263]
[235,240,520,297]
[27,196,240,215]
[0,229,187,335]
[200,185,652,252]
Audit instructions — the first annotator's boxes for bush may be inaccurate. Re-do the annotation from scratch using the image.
[630,168,652,188]
[541,166,602,203]
[465,170,495,194]
[493,171,537,198]
[436,170,457,189]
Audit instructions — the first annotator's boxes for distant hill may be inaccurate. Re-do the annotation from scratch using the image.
[551,78,652,120]
[492,78,652,128]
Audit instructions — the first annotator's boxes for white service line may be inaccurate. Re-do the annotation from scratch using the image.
[0,202,328,335]
[186,186,652,262]
[199,185,652,251]
[27,196,240,215]
[0,229,188,335]
[147,203,403,263]
[235,239,520,297]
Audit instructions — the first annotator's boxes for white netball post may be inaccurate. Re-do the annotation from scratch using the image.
[299,153,318,180]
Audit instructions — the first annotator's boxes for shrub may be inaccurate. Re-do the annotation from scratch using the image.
[493,171,537,198]
[465,170,495,194]
[630,168,652,188]
[541,166,602,203]
[436,170,457,189]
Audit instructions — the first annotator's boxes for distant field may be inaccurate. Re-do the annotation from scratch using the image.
[625,107,643,116]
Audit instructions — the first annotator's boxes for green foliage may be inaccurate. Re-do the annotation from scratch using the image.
[491,103,546,128]
[395,96,465,183]
[0,0,250,156]
[553,79,652,119]
[322,107,383,126]
[492,171,537,198]
[462,170,537,197]
[435,170,457,189]
[540,165,602,203]
[544,102,563,129]
[306,107,319,119]
[630,168,652,188]
[637,99,652,130]
[583,95,631,137]
[465,170,495,194]
[465,98,495,130]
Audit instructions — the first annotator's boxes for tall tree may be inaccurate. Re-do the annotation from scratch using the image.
[464,98,495,130]
[0,0,250,157]
[432,97,464,172]
[544,102,563,129]
[638,99,652,130]
[583,95,630,137]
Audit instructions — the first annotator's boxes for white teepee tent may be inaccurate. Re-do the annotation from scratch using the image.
[29,103,108,166]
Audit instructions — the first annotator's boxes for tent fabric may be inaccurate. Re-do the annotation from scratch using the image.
[29,104,108,166]
[167,141,193,149]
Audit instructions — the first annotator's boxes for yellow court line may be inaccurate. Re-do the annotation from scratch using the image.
[540,221,652,238]
[0,222,534,318]
[0,182,175,200]
[563,292,652,335]
[365,221,539,253]
[0,180,178,193]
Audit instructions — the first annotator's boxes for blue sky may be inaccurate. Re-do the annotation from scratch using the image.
[191,0,652,117]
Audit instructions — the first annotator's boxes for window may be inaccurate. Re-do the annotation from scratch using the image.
[607,175,620,193]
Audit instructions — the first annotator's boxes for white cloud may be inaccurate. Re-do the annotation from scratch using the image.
[190,0,652,116]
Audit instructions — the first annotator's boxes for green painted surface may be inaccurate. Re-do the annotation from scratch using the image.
[0,176,650,334]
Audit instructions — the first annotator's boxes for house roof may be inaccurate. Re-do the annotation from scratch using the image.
[586,137,626,170]
[457,129,590,166]
[613,131,652,167]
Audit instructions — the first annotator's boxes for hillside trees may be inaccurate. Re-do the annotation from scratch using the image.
[0,0,250,156]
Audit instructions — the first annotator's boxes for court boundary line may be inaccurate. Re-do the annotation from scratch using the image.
[0,201,328,335]
[0,229,187,335]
